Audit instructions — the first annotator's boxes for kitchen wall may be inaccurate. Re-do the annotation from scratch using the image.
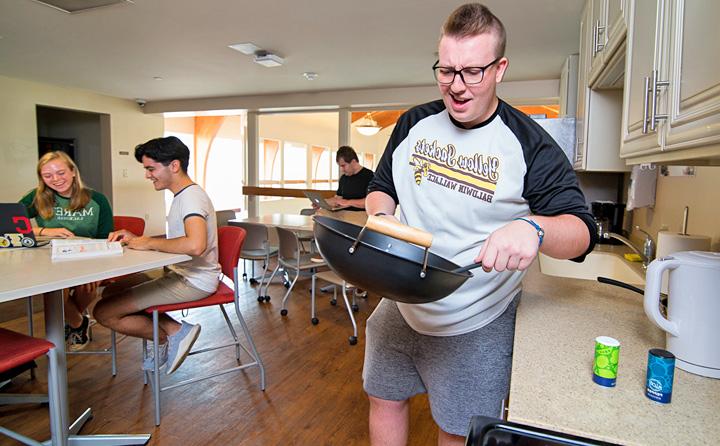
[633,166,720,251]
[0,75,166,235]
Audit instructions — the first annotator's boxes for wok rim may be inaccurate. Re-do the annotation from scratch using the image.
[313,216,472,280]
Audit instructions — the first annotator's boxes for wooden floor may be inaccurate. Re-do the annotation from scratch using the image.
[0,270,437,445]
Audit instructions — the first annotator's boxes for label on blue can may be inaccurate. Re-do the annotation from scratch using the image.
[645,348,675,404]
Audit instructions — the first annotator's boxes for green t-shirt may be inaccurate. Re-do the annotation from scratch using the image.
[19,189,114,239]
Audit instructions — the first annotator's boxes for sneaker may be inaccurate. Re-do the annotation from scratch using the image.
[142,342,169,371]
[165,322,201,375]
[66,316,90,352]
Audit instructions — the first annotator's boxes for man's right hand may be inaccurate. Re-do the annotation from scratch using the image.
[107,229,136,243]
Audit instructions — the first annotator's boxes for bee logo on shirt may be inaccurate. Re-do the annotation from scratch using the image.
[411,156,429,185]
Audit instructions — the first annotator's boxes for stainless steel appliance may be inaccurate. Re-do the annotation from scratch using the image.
[591,201,625,244]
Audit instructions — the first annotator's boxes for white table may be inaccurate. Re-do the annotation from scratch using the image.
[229,213,314,232]
[0,246,190,446]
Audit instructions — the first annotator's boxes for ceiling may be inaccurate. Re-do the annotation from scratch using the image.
[0,0,583,103]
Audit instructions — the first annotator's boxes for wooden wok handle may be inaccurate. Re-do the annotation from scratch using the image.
[365,215,433,248]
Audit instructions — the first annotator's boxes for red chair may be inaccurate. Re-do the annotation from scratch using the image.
[0,328,57,445]
[142,225,266,425]
[112,215,145,236]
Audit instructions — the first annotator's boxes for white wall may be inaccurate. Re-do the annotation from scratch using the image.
[0,75,167,235]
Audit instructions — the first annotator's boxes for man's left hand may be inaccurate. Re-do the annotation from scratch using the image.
[475,219,540,272]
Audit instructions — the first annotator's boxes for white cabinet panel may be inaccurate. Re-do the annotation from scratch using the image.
[664,0,720,153]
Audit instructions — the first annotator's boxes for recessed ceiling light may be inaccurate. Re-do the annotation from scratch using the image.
[228,42,261,55]
[302,72,319,81]
[153,76,163,81]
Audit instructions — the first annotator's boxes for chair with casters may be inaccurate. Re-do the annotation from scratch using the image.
[230,221,278,302]
[311,270,360,345]
[215,209,236,227]
[0,328,57,446]
[141,225,266,426]
[266,227,327,317]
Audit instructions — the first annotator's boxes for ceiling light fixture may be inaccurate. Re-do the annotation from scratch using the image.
[302,72,319,81]
[355,113,381,136]
[253,51,284,68]
[228,42,261,55]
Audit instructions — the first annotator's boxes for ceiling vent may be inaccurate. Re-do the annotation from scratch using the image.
[31,0,132,14]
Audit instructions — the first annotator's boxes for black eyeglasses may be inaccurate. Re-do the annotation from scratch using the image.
[432,58,500,85]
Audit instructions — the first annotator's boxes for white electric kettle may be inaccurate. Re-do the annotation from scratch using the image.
[644,251,720,379]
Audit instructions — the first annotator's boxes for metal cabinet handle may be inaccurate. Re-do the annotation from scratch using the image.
[650,69,669,131]
[591,21,598,56]
[642,76,651,134]
[595,20,606,54]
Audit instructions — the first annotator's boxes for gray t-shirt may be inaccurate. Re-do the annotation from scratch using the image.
[166,184,220,293]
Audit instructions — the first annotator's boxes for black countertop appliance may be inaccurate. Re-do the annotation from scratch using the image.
[591,201,625,244]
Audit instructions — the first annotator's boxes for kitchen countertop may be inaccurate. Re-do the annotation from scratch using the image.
[508,261,720,445]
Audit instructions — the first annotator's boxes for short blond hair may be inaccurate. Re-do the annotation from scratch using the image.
[442,3,506,58]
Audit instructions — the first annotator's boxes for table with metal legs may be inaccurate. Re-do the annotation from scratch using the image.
[1,246,190,446]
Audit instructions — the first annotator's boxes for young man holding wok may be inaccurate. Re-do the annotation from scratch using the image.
[363,3,597,445]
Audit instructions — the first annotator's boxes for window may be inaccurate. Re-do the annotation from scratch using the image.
[259,138,281,188]
[283,141,307,189]
[311,146,336,190]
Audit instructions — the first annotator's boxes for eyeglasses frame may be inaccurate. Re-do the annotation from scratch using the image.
[432,57,501,85]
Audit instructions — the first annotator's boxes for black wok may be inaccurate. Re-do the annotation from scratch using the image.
[313,215,483,304]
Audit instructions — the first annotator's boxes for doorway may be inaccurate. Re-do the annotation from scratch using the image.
[36,106,112,202]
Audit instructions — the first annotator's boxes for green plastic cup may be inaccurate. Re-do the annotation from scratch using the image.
[593,336,620,387]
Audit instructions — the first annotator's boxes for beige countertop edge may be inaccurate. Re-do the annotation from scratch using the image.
[507,262,720,446]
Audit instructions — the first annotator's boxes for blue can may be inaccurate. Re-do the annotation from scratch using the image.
[645,348,675,404]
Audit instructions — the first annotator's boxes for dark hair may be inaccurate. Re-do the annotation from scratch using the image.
[442,3,506,58]
[134,136,190,173]
[336,146,358,163]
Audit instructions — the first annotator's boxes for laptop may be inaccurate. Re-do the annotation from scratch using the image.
[0,203,41,248]
[303,191,347,211]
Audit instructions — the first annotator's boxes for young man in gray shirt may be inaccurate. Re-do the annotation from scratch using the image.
[95,136,220,374]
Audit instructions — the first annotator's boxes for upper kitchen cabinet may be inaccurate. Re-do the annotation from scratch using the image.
[575,2,629,172]
[621,0,720,165]
[588,0,628,89]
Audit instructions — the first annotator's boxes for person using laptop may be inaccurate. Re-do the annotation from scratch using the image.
[19,151,113,351]
[93,136,220,375]
[314,146,374,226]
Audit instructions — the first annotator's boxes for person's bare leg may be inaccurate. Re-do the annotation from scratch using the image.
[94,294,169,342]
[369,395,409,446]
[63,289,84,328]
[438,429,465,446]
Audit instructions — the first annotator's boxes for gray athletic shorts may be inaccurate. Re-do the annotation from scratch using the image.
[362,294,520,436]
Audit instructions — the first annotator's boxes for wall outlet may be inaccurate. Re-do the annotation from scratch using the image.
[144,213,150,221]
[122,168,128,178]
[659,224,669,231]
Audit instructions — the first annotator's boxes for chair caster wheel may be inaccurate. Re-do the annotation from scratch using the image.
[311,317,319,325]
[257,296,264,303]
[283,281,290,289]
[280,309,288,316]
[242,273,247,281]
[349,336,358,345]
[330,299,337,306]
[249,278,259,285]
[351,304,359,312]
[264,295,271,302]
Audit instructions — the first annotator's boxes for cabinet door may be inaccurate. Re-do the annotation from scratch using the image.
[663,0,720,153]
[574,4,592,169]
[603,0,627,62]
[587,0,607,85]
[620,0,665,157]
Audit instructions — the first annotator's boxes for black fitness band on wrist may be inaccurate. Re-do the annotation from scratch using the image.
[374,212,386,217]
